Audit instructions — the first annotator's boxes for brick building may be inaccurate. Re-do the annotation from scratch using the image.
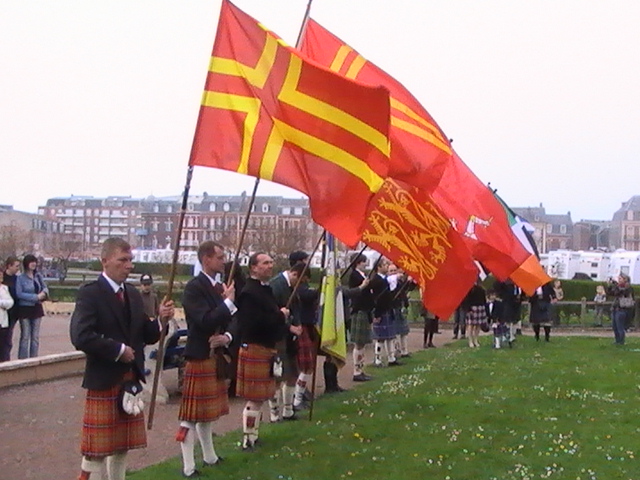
[611,195,640,250]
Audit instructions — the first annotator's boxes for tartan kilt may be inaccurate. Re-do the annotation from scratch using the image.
[393,307,410,336]
[296,324,317,373]
[466,305,488,326]
[178,358,229,423]
[236,344,277,402]
[372,311,396,340]
[81,374,146,457]
[350,310,372,345]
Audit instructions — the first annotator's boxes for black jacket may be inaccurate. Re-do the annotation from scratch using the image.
[70,275,160,390]
[237,278,288,348]
[182,272,234,360]
[486,300,504,322]
[370,274,393,317]
[348,269,374,313]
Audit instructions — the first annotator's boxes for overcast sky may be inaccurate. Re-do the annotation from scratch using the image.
[1,0,638,221]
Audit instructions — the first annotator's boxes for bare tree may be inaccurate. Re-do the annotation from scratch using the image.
[0,224,31,260]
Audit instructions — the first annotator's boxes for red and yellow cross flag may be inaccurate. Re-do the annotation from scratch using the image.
[363,179,478,319]
[300,19,544,286]
[189,0,391,246]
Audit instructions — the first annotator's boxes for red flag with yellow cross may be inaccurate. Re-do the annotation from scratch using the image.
[189,0,391,246]
[299,19,548,288]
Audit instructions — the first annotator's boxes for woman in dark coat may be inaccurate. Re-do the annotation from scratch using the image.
[529,281,556,341]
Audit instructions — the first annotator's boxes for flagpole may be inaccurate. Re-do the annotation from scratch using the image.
[294,0,314,48]
[147,165,194,430]
[308,230,328,421]
[226,177,260,285]
[285,229,326,309]
[339,244,368,280]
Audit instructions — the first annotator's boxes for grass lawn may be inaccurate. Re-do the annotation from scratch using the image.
[131,336,640,480]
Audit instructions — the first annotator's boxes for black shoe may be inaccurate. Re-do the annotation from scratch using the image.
[353,373,372,382]
[427,343,436,348]
[302,389,313,402]
[388,360,403,366]
[293,400,309,411]
[452,334,458,339]
[282,413,298,421]
[203,457,224,467]
[183,469,201,478]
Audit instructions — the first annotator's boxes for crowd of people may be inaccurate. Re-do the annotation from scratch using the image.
[0,255,49,361]
[0,239,636,480]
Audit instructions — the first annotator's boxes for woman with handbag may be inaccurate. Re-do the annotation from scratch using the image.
[607,274,635,345]
[15,254,48,359]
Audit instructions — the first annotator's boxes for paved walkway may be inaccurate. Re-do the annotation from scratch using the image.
[0,317,447,480]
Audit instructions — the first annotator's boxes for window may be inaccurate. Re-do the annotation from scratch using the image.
[546,224,552,233]
[209,203,216,212]
[165,221,173,231]
[261,203,270,213]
[282,207,291,215]
[223,202,230,212]
[151,222,159,232]
[560,224,567,234]
[153,204,159,213]
[627,211,634,221]
[294,207,303,215]
[591,262,598,268]
[167,205,173,213]
[187,203,194,211]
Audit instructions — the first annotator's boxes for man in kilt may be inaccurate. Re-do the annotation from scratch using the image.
[269,262,306,420]
[370,259,401,367]
[347,253,373,381]
[292,269,320,409]
[177,241,236,477]
[387,264,414,358]
[235,253,298,451]
[70,238,174,480]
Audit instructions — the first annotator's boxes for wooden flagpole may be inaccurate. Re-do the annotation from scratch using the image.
[308,230,329,421]
[147,165,193,430]
[340,244,368,280]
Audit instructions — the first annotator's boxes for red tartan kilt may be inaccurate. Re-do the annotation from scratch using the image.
[296,324,317,373]
[81,374,146,457]
[179,358,229,422]
[236,344,276,402]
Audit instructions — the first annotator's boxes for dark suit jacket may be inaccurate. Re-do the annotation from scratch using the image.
[182,272,234,360]
[237,278,288,348]
[486,300,504,322]
[70,275,160,390]
[348,269,374,313]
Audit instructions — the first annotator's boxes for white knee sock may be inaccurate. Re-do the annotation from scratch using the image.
[400,335,409,355]
[385,339,396,363]
[393,335,402,357]
[178,421,197,476]
[282,383,295,418]
[80,457,104,480]
[294,373,312,406]
[242,406,261,447]
[353,347,364,376]
[374,341,384,365]
[195,422,219,465]
[268,386,282,422]
[106,452,127,480]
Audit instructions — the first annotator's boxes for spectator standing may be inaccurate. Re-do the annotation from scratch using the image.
[551,280,564,326]
[16,254,49,359]
[464,280,487,348]
[529,282,556,342]
[593,285,607,327]
[139,274,159,319]
[606,274,635,345]
[0,270,15,357]
[1,257,20,361]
